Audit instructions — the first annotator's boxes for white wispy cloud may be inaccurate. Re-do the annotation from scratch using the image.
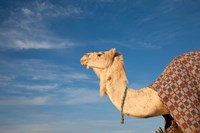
[93,39,162,50]
[0,119,123,133]
[30,1,82,17]
[16,83,58,91]
[0,58,100,106]
[156,0,183,14]
[0,58,89,82]
[0,87,102,106]
[94,0,114,2]
[13,39,75,49]
[22,8,34,16]
[0,1,82,49]
[141,42,161,49]
[31,72,90,81]
[0,96,50,106]
[64,88,102,105]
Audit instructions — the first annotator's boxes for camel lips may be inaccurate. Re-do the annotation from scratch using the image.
[86,65,90,69]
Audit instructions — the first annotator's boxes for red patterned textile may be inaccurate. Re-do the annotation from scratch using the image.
[149,50,200,133]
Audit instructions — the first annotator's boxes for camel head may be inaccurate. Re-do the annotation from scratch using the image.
[80,48,117,96]
[80,48,116,70]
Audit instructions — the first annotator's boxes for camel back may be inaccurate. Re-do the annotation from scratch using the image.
[149,50,200,133]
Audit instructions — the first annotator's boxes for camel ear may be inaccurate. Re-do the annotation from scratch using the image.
[108,48,116,58]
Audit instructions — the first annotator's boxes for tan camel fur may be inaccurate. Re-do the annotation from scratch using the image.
[80,48,169,118]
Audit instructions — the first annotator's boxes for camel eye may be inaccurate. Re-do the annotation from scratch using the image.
[97,54,102,57]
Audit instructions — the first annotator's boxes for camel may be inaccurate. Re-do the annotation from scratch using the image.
[80,48,199,133]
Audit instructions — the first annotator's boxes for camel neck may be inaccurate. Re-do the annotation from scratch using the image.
[105,64,129,114]
[106,80,169,118]
[106,80,150,118]
[105,65,168,118]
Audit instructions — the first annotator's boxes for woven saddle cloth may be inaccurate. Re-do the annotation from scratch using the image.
[149,50,200,133]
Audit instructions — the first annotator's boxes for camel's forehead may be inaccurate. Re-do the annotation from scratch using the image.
[82,50,112,61]
[88,51,105,54]
[86,51,107,56]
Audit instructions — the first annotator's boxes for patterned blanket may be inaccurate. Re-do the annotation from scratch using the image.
[149,50,200,133]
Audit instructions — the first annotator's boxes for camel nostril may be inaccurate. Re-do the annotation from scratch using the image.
[80,58,85,64]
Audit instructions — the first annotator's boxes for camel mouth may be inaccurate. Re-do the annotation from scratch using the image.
[82,64,90,69]
[80,58,90,69]
[82,63,90,69]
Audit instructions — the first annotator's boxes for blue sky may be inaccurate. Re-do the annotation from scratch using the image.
[0,0,199,133]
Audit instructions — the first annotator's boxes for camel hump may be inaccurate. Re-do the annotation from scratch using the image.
[174,50,200,66]
[149,50,200,133]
